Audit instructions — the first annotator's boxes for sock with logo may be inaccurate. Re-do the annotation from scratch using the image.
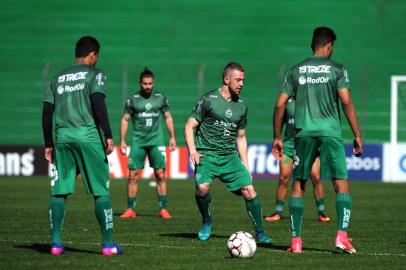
[336,193,352,231]
[245,196,265,233]
[49,195,66,245]
[315,197,326,215]
[275,199,285,214]
[158,195,167,210]
[289,197,304,237]
[195,193,212,224]
[94,196,113,245]
[128,197,136,210]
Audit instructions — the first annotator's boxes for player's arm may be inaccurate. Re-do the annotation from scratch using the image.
[236,129,250,171]
[90,92,114,155]
[273,92,290,160]
[120,113,130,155]
[184,117,203,165]
[42,101,55,163]
[338,88,364,156]
[163,111,176,151]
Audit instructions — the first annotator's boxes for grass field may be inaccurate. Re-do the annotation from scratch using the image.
[0,177,405,269]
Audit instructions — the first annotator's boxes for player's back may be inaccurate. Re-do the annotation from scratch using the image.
[287,56,349,138]
[46,64,106,143]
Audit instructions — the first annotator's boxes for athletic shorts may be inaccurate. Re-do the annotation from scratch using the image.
[128,145,166,170]
[194,152,252,191]
[51,142,110,196]
[293,136,348,180]
[283,139,295,159]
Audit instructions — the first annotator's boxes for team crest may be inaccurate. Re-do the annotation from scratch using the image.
[225,109,232,118]
[145,103,152,110]
[57,85,64,94]
[293,151,300,169]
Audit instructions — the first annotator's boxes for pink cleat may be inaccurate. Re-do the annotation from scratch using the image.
[102,243,124,256]
[287,237,302,253]
[336,230,356,254]
[51,243,66,255]
[120,208,136,218]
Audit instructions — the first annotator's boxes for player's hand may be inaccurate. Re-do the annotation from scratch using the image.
[190,152,204,165]
[272,138,284,160]
[120,141,127,155]
[105,138,115,155]
[169,137,177,152]
[44,147,53,163]
[353,137,364,157]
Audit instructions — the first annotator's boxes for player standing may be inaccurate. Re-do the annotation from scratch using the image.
[265,97,331,222]
[42,36,123,255]
[184,62,272,243]
[273,27,364,253]
[119,68,176,219]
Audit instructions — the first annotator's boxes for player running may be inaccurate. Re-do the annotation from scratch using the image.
[184,62,273,244]
[273,27,364,254]
[265,97,331,223]
[119,68,176,219]
[42,36,123,256]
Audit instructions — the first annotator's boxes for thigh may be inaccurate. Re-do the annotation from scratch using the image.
[319,137,348,180]
[52,143,77,195]
[147,146,166,169]
[293,136,319,180]
[128,145,147,170]
[219,154,252,192]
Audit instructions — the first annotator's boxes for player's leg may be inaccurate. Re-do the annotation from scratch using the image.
[310,157,330,222]
[121,146,147,218]
[265,153,293,222]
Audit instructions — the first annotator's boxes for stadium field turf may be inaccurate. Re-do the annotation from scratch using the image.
[0,177,405,269]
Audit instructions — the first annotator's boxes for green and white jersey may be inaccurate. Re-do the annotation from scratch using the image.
[44,64,107,143]
[281,56,350,138]
[124,91,169,147]
[283,97,295,144]
[190,89,248,155]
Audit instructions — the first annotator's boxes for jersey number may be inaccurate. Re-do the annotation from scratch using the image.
[146,118,153,127]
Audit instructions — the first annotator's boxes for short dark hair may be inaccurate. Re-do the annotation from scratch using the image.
[222,62,244,80]
[139,67,154,81]
[311,27,336,52]
[75,36,100,58]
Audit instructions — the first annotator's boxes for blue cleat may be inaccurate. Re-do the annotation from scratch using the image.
[198,223,212,241]
[102,243,124,256]
[256,232,273,244]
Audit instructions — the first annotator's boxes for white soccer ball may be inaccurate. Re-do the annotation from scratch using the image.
[227,231,257,258]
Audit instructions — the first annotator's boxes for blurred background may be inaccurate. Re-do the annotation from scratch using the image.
[0,0,405,180]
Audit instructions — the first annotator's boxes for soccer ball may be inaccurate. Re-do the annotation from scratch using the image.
[227,231,257,258]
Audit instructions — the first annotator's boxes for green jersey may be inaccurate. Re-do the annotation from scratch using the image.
[281,56,350,138]
[190,89,248,155]
[44,64,107,143]
[283,97,295,144]
[124,91,169,147]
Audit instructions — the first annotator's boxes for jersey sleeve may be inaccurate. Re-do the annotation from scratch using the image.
[91,71,107,94]
[190,96,206,122]
[238,107,248,129]
[281,70,294,96]
[337,65,350,91]
[161,94,170,113]
[43,81,54,104]
[123,98,133,115]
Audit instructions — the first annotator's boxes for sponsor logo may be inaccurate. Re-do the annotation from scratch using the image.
[195,173,202,181]
[225,109,232,118]
[299,65,331,74]
[209,95,218,98]
[299,76,329,85]
[213,120,237,128]
[346,156,380,171]
[145,103,152,110]
[342,208,351,229]
[343,69,349,83]
[247,144,279,176]
[58,72,88,82]
[0,148,35,176]
[57,83,85,94]
[104,208,113,230]
[137,112,160,118]
[400,154,406,173]
[96,73,104,86]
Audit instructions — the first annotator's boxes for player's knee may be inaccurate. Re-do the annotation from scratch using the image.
[279,176,289,187]
[196,184,210,196]
[241,185,257,200]
[129,170,141,182]
[154,169,165,182]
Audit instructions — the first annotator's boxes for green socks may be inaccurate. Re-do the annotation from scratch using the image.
[94,196,113,245]
[49,196,66,245]
[158,195,168,210]
[195,193,212,224]
[289,197,304,237]
[315,197,326,215]
[245,196,264,233]
[128,197,137,210]
[336,193,352,231]
[275,199,285,213]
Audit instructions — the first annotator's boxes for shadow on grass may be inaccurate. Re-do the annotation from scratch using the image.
[257,243,341,254]
[160,232,228,239]
[113,212,157,217]
[15,243,99,255]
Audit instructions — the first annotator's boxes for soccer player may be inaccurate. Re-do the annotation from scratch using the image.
[265,97,331,222]
[272,27,364,254]
[42,36,123,256]
[119,68,176,219]
[184,62,272,243]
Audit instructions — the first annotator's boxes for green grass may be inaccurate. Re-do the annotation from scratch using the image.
[0,177,405,269]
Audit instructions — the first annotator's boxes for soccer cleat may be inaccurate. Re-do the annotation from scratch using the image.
[336,231,356,254]
[287,237,302,253]
[256,232,273,244]
[198,223,212,241]
[102,243,124,256]
[264,212,282,222]
[119,208,136,218]
[319,214,331,222]
[50,243,66,255]
[159,209,172,219]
